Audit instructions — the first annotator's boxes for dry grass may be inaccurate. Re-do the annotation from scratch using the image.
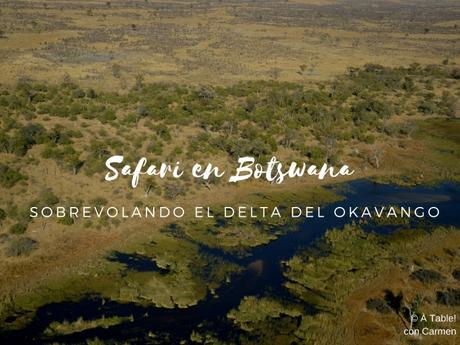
[0,0,459,90]
[344,230,460,345]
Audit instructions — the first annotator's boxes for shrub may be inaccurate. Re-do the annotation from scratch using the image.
[153,124,171,141]
[363,134,376,144]
[87,88,97,99]
[9,223,27,235]
[306,146,325,164]
[401,77,415,92]
[100,109,117,123]
[450,68,460,80]
[0,164,25,188]
[72,88,86,98]
[438,91,457,117]
[58,216,75,226]
[21,123,47,144]
[146,140,163,155]
[10,123,46,155]
[436,289,460,306]
[453,269,460,281]
[0,208,6,224]
[31,93,46,103]
[418,100,437,114]
[5,237,37,257]
[410,269,444,284]
[366,298,391,314]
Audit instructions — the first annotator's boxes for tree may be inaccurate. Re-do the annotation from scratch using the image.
[10,123,46,156]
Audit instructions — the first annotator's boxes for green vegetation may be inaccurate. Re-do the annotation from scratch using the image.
[0,64,458,183]
[283,224,393,311]
[0,164,25,188]
[8,223,27,235]
[43,316,133,337]
[222,225,460,345]
[228,296,302,332]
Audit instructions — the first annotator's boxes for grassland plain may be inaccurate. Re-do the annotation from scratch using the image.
[0,0,460,344]
[0,0,459,88]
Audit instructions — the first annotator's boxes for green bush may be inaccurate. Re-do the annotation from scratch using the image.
[153,124,171,141]
[100,109,117,123]
[9,223,27,235]
[0,208,6,224]
[58,216,75,226]
[0,164,25,188]
[306,146,326,165]
[418,100,437,115]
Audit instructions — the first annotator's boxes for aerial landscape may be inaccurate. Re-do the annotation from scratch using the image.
[0,0,459,344]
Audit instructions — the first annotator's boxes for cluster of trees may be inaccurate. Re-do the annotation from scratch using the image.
[0,64,457,171]
[0,65,456,173]
[0,64,456,177]
[0,63,458,255]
